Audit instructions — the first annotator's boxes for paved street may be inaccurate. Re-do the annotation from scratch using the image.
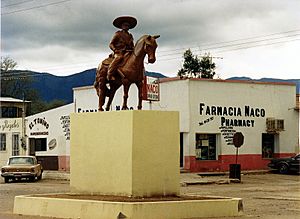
[0,172,299,219]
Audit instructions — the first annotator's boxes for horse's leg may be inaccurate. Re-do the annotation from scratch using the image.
[98,86,106,111]
[105,82,121,111]
[136,81,143,110]
[105,89,115,111]
[97,67,108,112]
[122,79,131,110]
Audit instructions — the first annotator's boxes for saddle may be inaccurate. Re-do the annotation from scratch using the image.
[102,51,131,67]
[95,51,132,84]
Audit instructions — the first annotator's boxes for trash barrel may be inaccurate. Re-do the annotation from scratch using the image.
[229,164,241,180]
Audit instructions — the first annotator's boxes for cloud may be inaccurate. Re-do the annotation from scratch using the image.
[1,0,300,77]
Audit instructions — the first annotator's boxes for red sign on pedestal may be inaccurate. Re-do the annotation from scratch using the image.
[142,76,160,101]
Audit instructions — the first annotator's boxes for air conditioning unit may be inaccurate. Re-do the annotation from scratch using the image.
[266,118,284,132]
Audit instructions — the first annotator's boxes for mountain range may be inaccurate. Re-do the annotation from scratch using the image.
[14,69,300,103]
[29,69,167,103]
[227,76,300,94]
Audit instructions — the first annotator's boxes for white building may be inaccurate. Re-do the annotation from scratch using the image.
[155,78,299,171]
[0,97,29,167]
[26,103,73,170]
[20,77,299,172]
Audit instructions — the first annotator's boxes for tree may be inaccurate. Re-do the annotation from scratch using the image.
[1,56,17,71]
[199,55,216,79]
[1,56,34,99]
[178,49,216,79]
[178,49,201,78]
[29,99,66,115]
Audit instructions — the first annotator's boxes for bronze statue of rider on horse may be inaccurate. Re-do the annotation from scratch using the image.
[94,16,160,111]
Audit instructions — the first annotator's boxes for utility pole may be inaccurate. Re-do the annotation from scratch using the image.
[22,92,27,154]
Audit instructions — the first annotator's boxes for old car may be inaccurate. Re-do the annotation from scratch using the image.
[268,154,300,174]
[1,156,43,183]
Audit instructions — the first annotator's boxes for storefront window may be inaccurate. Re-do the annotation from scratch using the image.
[195,134,216,160]
[0,133,6,151]
[1,107,19,118]
[262,133,274,158]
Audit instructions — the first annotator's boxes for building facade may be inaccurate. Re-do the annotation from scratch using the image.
[155,78,299,172]
[0,97,29,167]
[26,104,73,171]
[20,78,299,172]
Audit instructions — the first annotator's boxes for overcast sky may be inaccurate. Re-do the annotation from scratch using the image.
[1,0,300,79]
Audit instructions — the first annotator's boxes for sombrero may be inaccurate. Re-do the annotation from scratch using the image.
[113,16,137,29]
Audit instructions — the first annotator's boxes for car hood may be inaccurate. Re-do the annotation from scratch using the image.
[271,157,293,162]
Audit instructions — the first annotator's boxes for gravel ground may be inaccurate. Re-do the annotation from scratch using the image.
[181,172,300,219]
[0,172,299,219]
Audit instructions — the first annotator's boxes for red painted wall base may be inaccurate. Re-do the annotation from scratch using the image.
[184,153,295,172]
[58,155,70,171]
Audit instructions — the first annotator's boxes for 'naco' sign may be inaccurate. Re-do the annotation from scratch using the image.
[199,103,266,128]
[142,76,160,101]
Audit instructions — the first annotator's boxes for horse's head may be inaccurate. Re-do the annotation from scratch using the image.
[143,35,160,63]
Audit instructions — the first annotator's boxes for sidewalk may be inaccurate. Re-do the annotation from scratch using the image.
[43,170,270,185]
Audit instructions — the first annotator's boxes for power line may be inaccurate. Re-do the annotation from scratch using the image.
[158,33,300,58]
[1,29,300,77]
[214,38,300,55]
[1,0,72,15]
[158,29,300,54]
[158,38,300,62]
[1,0,36,8]
[4,37,299,77]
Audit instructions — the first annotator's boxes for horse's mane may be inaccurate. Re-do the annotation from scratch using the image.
[134,35,149,54]
[135,35,149,45]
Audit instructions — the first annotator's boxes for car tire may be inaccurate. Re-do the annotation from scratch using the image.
[37,173,42,181]
[4,177,9,183]
[29,176,36,182]
[278,163,289,174]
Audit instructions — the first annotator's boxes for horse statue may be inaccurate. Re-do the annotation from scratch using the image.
[94,34,160,111]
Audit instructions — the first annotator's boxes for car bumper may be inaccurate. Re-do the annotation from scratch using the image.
[267,163,276,169]
[1,172,36,178]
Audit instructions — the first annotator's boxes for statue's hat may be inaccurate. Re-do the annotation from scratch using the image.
[113,16,137,29]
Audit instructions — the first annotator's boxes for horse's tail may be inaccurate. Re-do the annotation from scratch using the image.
[94,64,102,96]
[94,63,111,97]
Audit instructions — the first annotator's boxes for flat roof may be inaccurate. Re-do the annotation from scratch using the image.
[73,85,94,91]
[159,77,296,87]
[0,97,31,103]
[72,77,297,92]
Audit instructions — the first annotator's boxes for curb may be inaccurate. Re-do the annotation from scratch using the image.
[43,171,70,181]
[181,178,241,187]
[41,170,270,184]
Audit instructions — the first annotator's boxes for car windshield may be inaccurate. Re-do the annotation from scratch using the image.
[9,157,34,165]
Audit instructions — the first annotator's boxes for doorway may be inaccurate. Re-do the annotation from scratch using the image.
[12,134,19,156]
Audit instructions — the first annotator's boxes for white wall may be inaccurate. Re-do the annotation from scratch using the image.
[72,79,299,158]
[0,118,25,167]
[148,80,189,132]
[187,79,298,156]
[26,103,74,156]
[73,85,154,113]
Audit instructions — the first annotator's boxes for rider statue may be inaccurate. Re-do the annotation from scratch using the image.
[107,16,137,81]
